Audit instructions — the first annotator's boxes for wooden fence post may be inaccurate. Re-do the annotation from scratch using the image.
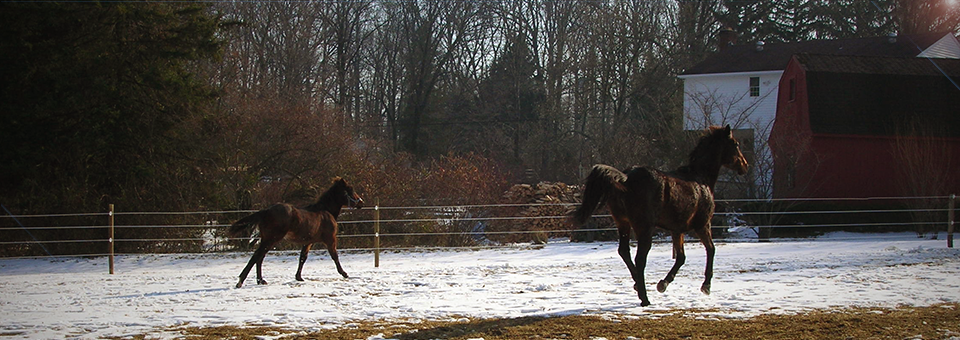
[948,194,955,249]
[108,204,115,274]
[374,199,380,268]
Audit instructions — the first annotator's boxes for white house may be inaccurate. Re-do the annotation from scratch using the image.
[678,31,960,198]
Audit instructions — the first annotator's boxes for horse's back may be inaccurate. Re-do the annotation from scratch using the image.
[623,166,663,191]
[661,175,714,231]
[622,166,667,211]
[266,203,296,213]
[624,166,714,231]
[270,205,336,244]
[263,203,298,222]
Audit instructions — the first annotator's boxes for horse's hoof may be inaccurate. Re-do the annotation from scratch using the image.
[340,273,349,279]
[257,279,268,285]
[296,277,304,282]
[235,282,243,289]
[700,283,711,295]
[656,280,669,293]
[640,300,651,307]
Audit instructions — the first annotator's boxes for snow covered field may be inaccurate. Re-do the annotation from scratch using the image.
[1,232,959,339]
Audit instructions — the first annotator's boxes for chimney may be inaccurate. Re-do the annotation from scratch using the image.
[718,27,737,52]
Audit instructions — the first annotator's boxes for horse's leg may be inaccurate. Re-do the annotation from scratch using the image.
[617,235,636,275]
[255,243,270,285]
[237,242,271,288]
[633,225,654,307]
[615,219,637,277]
[254,236,282,286]
[694,227,716,295]
[322,231,348,278]
[296,243,313,281]
[657,231,686,293]
[613,216,642,298]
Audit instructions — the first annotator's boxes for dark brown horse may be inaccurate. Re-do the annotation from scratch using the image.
[571,125,748,306]
[229,177,363,288]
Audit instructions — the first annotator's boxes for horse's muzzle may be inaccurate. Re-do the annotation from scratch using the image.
[735,159,749,175]
[731,153,749,175]
[349,196,364,209]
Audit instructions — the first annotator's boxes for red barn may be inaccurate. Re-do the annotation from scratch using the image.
[769,54,960,199]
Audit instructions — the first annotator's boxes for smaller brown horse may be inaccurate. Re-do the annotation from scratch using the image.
[571,125,748,306]
[229,177,363,288]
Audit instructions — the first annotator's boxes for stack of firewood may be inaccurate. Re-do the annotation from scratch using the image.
[500,182,581,243]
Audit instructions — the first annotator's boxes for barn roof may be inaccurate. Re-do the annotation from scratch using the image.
[682,32,950,75]
[794,54,960,138]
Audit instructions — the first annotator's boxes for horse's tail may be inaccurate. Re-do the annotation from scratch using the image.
[570,164,627,226]
[229,209,267,237]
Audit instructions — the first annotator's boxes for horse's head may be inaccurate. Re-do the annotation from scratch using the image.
[332,177,364,209]
[715,125,749,175]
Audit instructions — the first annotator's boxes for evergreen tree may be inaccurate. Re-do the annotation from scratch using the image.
[814,0,895,38]
[716,0,778,43]
[0,1,222,212]
[770,0,818,42]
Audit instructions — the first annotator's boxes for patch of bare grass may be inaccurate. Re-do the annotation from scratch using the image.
[160,304,959,340]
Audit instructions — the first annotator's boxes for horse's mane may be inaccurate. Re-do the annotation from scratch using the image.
[686,126,728,171]
[666,126,731,184]
[304,177,345,212]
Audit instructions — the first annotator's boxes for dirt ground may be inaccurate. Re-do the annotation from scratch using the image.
[136,303,960,340]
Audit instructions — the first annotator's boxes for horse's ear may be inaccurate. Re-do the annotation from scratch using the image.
[723,124,732,137]
[331,176,344,185]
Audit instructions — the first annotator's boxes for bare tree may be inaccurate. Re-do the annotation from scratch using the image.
[683,85,776,198]
[676,0,722,68]
[888,0,960,34]
[317,1,375,129]
[364,3,405,148]
[213,2,326,108]
[393,1,488,157]
[894,118,956,238]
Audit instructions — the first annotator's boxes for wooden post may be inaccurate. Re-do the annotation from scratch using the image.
[948,194,955,249]
[374,199,380,268]
[108,204,115,274]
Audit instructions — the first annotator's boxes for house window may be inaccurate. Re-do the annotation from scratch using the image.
[788,78,796,101]
[749,77,760,97]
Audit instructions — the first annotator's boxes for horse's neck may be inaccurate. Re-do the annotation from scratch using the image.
[328,206,343,218]
[683,157,722,191]
[307,190,345,218]
[695,167,721,191]
[305,202,342,218]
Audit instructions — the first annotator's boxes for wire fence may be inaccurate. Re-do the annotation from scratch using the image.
[1,195,956,264]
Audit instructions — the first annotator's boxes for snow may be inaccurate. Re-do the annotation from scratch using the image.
[1,232,959,339]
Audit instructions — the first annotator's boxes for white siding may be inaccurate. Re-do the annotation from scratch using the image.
[680,71,781,134]
[679,70,783,198]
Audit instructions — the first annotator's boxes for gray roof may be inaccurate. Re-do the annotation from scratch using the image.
[682,32,950,75]
[795,54,960,137]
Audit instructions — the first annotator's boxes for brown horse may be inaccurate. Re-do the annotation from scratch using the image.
[571,125,748,306]
[229,177,363,288]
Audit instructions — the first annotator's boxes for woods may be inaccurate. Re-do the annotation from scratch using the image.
[2,0,959,215]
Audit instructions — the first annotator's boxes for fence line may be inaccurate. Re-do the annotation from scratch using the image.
[1,195,956,267]
[0,233,940,262]
[0,207,948,229]
[717,208,953,216]
[5,195,955,219]
[719,195,956,203]
[5,220,946,246]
